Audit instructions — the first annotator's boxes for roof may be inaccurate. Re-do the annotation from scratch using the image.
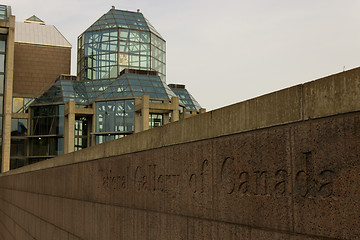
[85,9,163,39]
[33,71,181,105]
[25,15,45,24]
[170,87,202,111]
[15,22,71,47]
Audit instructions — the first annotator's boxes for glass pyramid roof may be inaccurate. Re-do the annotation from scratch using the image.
[25,15,44,23]
[170,87,202,111]
[85,9,162,38]
[95,73,176,100]
[33,80,89,104]
[33,72,180,105]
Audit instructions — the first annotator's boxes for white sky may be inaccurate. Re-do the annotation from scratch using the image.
[4,0,360,111]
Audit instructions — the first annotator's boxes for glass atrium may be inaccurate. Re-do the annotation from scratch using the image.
[8,8,203,169]
[77,9,166,82]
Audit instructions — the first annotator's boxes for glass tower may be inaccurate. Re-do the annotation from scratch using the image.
[77,9,166,82]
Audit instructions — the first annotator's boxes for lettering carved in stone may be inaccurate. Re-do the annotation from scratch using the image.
[220,156,336,199]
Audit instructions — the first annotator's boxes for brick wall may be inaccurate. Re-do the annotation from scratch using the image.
[13,43,71,96]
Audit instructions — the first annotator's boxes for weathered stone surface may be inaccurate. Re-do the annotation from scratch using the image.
[291,114,360,239]
[1,112,359,239]
[164,140,213,218]
[213,127,293,231]
[2,68,360,239]
[304,67,360,120]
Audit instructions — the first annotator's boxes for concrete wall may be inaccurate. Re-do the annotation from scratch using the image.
[13,43,71,96]
[0,67,360,239]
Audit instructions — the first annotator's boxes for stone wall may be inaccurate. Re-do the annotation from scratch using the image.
[0,68,360,239]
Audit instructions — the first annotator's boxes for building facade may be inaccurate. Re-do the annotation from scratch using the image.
[0,5,204,172]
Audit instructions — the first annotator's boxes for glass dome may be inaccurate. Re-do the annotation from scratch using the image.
[77,9,166,82]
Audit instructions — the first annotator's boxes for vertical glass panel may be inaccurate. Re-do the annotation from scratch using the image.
[125,100,134,131]
[140,43,150,55]
[0,97,3,114]
[11,119,28,136]
[30,105,64,135]
[0,54,4,72]
[119,29,130,40]
[109,41,118,52]
[10,139,27,157]
[84,32,93,44]
[110,66,118,78]
[149,113,163,128]
[119,42,129,52]
[0,74,4,94]
[130,55,140,67]
[0,5,6,20]
[109,29,118,41]
[139,32,150,43]
[109,53,117,65]
[0,117,2,135]
[0,38,5,52]
[10,158,26,170]
[129,30,140,42]
[129,42,140,54]
[84,44,92,56]
[140,56,150,68]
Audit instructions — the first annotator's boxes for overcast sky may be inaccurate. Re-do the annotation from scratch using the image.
[4,0,360,111]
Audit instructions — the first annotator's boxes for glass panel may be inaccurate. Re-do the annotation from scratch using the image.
[29,137,64,156]
[30,105,64,135]
[11,119,28,136]
[129,30,140,42]
[0,54,4,72]
[0,37,5,52]
[139,32,150,43]
[130,55,139,67]
[10,139,27,157]
[10,158,26,170]
[109,29,118,41]
[0,97,3,114]
[149,113,163,128]
[0,74,3,94]
[119,29,130,40]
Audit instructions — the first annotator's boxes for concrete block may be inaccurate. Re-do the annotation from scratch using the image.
[256,85,303,128]
[162,213,188,240]
[304,68,360,119]
[211,98,257,137]
[211,221,250,240]
[212,126,293,231]
[187,218,213,240]
[164,140,213,218]
[82,201,97,239]
[132,148,165,212]
[212,85,302,137]
[291,114,360,239]
[113,207,134,239]
[250,228,292,239]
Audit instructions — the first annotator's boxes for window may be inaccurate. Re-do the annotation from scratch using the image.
[149,113,163,128]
